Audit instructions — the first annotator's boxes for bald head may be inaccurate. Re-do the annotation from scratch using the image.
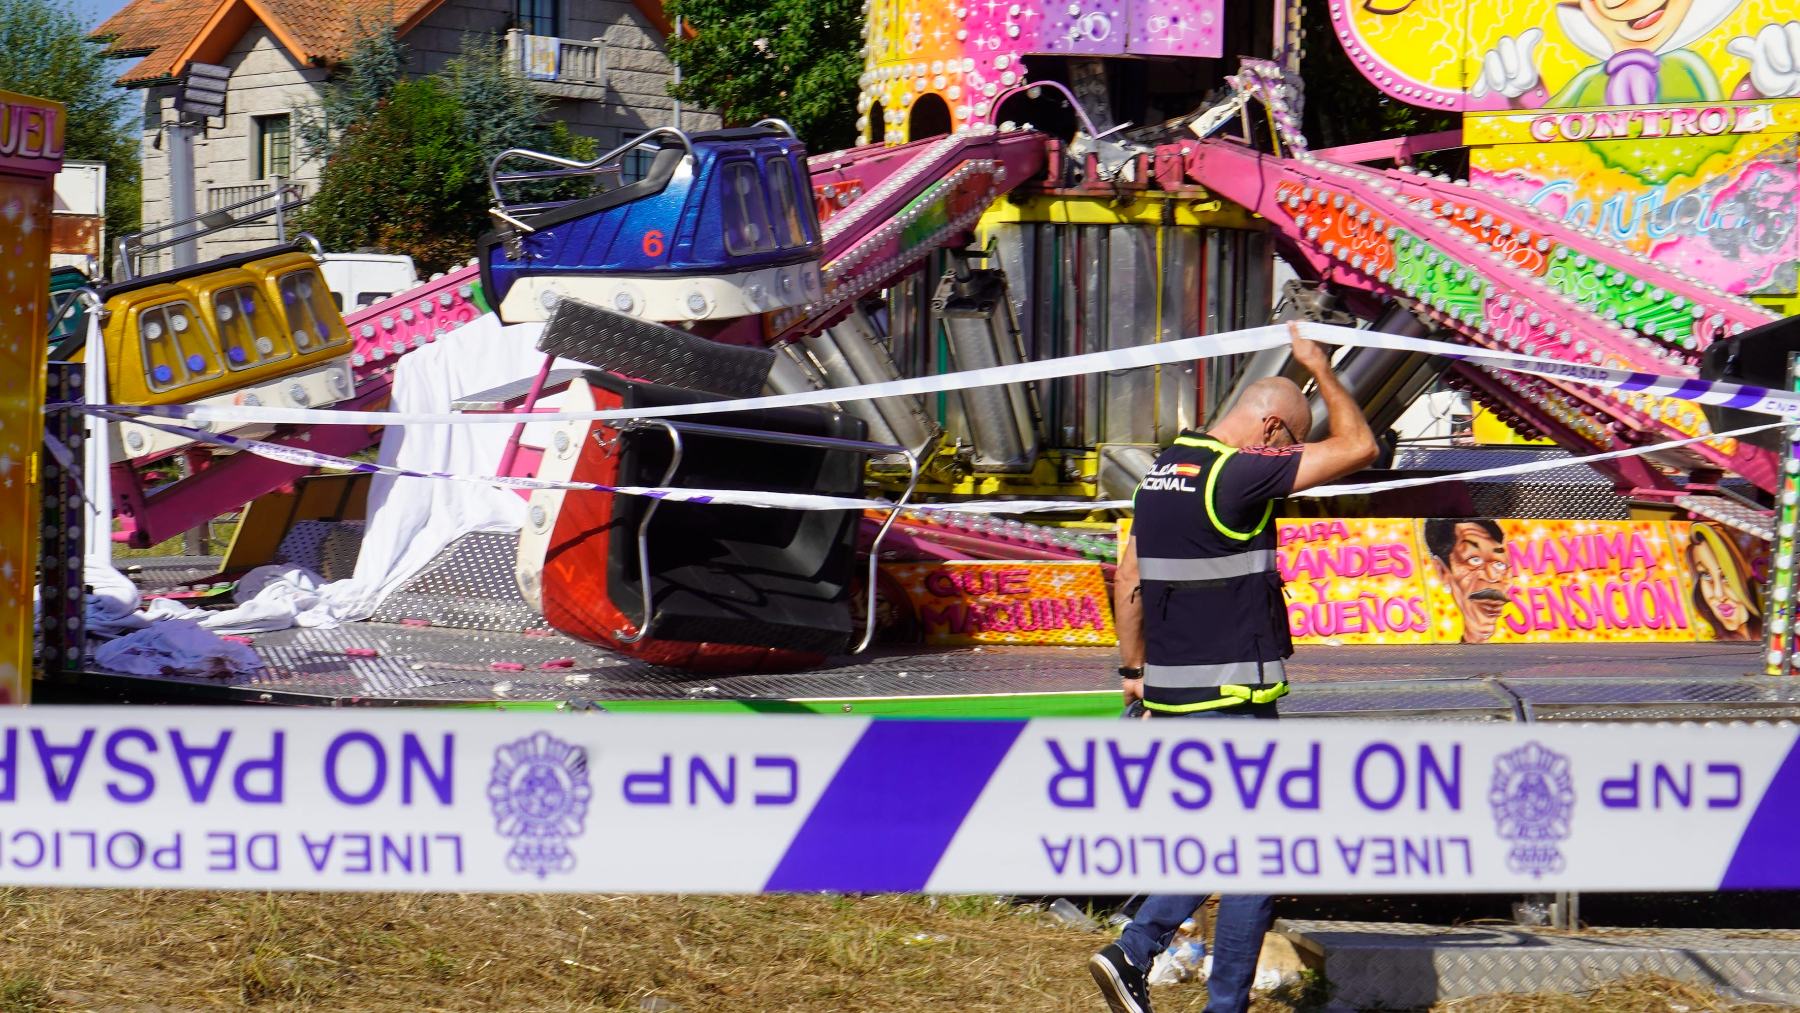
[1216,376,1310,447]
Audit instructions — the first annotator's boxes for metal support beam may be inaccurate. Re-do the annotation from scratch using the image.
[37,363,87,681]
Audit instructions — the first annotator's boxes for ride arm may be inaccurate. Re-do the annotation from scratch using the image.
[1115,535,1145,706]
[1291,325,1379,492]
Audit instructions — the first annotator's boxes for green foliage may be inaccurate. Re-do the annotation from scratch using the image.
[0,972,47,1013]
[0,0,142,251]
[297,33,595,274]
[666,0,863,151]
[296,17,408,161]
[1297,0,1464,175]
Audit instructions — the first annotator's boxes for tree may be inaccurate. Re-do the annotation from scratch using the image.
[296,32,594,274]
[0,0,141,258]
[665,0,863,151]
[295,18,407,161]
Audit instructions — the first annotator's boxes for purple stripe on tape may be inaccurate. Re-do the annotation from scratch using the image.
[1619,372,1659,392]
[1672,379,1710,401]
[1724,386,1769,410]
[764,719,1025,892]
[1719,735,1800,889]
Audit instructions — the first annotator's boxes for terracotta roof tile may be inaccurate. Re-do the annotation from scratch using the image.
[89,0,443,86]
[91,0,229,84]
[255,0,441,64]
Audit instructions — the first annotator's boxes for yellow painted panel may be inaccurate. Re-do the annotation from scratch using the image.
[977,193,1260,230]
[1472,405,1554,445]
[0,89,64,703]
[241,253,352,365]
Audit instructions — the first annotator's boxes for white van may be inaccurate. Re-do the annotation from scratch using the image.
[318,253,420,313]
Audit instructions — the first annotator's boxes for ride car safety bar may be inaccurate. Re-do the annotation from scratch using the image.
[610,418,920,654]
[488,126,697,208]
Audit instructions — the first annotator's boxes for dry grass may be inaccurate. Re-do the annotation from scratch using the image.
[0,891,1112,1012]
[0,891,1785,1012]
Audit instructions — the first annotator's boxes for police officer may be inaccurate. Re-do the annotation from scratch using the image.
[1089,325,1377,1013]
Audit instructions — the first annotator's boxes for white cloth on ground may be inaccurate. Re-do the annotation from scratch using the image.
[84,555,146,636]
[137,564,352,634]
[313,312,557,621]
[90,312,560,668]
[92,619,263,677]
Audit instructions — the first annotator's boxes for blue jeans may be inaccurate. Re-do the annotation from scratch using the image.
[1117,704,1277,1013]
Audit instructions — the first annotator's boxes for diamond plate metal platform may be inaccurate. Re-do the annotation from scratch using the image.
[533,296,774,397]
[369,531,552,634]
[59,627,1800,720]
[276,520,364,580]
[73,552,1792,712]
[1390,447,1629,520]
[119,556,225,595]
[1278,919,1800,1009]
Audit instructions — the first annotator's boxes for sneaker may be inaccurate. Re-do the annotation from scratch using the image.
[1089,942,1153,1013]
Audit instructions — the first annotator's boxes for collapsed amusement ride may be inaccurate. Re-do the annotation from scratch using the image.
[16,0,1800,723]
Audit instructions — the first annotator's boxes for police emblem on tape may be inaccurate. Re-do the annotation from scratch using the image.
[1488,742,1575,877]
[488,732,593,877]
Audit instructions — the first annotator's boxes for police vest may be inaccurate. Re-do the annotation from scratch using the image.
[1133,433,1292,713]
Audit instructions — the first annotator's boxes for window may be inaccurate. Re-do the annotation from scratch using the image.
[138,301,222,393]
[277,268,348,353]
[254,114,291,179]
[516,0,559,35]
[621,144,658,184]
[211,284,289,371]
[720,161,776,256]
[765,158,814,249]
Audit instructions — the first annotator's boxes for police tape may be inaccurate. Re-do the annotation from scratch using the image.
[85,413,885,512]
[0,707,1792,894]
[84,413,1110,514]
[70,322,1800,429]
[1293,421,1786,498]
[99,412,1782,515]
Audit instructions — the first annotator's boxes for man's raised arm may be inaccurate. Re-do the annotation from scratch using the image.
[1289,324,1378,492]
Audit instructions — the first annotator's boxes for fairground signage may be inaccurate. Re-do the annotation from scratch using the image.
[0,92,64,177]
[0,708,1791,893]
[1465,101,1797,146]
[0,89,64,705]
[879,561,1118,646]
[876,519,1753,648]
[1286,518,1755,646]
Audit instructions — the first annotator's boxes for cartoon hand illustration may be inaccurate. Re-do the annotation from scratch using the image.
[1471,28,1544,100]
[1728,23,1800,98]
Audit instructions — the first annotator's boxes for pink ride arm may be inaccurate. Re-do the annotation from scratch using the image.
[771,131,1048,343]
[1182,137,1780,493]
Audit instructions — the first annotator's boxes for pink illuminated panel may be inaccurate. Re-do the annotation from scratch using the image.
[862,0,1221,139]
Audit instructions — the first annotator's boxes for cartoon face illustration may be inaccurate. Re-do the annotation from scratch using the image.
[1424,519,1513,644]
[1686,522,1762,640]
[1572,0,1700,55]
[1464,0,1800,106]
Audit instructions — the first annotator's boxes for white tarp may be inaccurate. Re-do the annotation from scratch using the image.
[92,312,564,657]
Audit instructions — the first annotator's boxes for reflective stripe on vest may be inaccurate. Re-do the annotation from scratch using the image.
[1143,682,1291,714]
[1170,435,1273,541]
[1143,658,1287,688]
[1138,549,1276,583]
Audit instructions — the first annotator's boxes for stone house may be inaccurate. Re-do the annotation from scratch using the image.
[91,0,719,268]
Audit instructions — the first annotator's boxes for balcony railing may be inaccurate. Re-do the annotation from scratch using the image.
[505,29,607,98]
[206,179,309,212]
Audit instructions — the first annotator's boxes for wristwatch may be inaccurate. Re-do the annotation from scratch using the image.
[1117,666,1144,680]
